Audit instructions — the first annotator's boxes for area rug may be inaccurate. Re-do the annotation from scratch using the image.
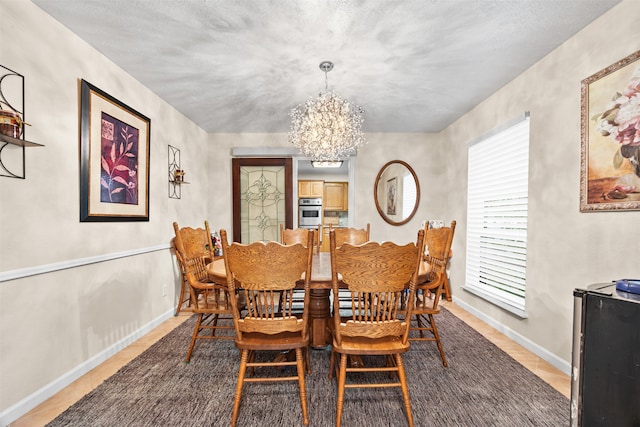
[47,309,569,426]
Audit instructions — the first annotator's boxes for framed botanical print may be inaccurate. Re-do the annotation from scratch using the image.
[79,79,151,221]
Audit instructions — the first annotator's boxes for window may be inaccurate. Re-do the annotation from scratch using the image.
[402,172,417,219]
[464,113,530,318]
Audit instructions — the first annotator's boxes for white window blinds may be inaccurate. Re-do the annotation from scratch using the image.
[464,114,530,318]
[402,173,417,219]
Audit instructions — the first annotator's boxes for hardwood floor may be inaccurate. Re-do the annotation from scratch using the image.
[10,301,570,426]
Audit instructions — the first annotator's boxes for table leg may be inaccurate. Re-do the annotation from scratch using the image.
[309,289,331,348]
[443,274,452,301]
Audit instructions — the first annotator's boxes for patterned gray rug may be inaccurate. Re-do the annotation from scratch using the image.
[47,309,568,426]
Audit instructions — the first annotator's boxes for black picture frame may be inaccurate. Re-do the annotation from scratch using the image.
[79,79,150,222]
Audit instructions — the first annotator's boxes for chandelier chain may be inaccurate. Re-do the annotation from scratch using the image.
[325,68,329,91]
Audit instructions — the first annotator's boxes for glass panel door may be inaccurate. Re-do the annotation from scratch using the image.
[232,158,293,243]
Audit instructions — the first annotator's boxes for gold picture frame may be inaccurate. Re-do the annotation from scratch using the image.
[79,80,151,221]
[580,50,640,212]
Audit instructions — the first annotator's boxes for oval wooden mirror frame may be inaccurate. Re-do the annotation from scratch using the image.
[374,160,420,226]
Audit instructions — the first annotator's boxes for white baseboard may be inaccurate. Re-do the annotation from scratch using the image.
[452,297,571,376]
[0,309,174,427]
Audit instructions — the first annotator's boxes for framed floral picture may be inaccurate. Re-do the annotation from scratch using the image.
[386,176,397,215]
[80,80,151,221]
[580,50,640,212]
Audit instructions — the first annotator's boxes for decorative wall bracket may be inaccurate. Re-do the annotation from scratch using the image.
[168,145,188,199]
[0,64,43,179]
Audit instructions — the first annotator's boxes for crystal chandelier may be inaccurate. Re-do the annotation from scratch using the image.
[288,61,365,161]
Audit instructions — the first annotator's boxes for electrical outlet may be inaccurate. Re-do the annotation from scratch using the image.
[162,285,167,297]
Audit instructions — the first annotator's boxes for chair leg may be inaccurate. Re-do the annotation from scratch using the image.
[295,348,310,425]
[185,313,203,363]
[430,314,448,367]
[395,354,414,427]
[248,350,256,376]
[443,272,452,301]
[230,349,249,427]
[304,347,312,375]
[175,275,187,316]
[211,314,219,336]
[386,354,397,379]
[336,353,348,427]
[415,314,426,338]
[328,348,336,379]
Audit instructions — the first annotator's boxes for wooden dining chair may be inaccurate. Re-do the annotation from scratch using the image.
[426,220,455,301]
[280,223,321,254]
[175,223,235,363]
[328,229,424,427]
[330,223,371,315]
[171,237,188,311]
[172,221,215,315]
[279,224,320,315]
[220,228,314,427]
[330,223,370,247]
[406,220,456,367]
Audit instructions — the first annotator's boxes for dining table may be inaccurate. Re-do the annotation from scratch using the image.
[207,252,432,348]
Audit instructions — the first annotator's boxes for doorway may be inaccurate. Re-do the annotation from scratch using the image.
[295,157,354,228]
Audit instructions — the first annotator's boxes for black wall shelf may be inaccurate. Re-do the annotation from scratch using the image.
[1,64,44,179]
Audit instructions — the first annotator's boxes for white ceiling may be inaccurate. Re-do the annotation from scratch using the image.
[33,0,620,133]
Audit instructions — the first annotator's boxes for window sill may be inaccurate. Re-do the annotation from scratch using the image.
[462,285,528,319]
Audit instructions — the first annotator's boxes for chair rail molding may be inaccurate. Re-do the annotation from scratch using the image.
[0,243,170,283]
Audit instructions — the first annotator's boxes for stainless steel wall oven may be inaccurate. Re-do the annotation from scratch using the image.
[299,197,322,228]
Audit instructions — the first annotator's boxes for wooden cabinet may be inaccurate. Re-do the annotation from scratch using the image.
[298,180,324,198]
[320,226,331,252]
[323,182,348,211]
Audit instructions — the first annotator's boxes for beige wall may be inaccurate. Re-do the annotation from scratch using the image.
[352,133,445,243]
[1,0,639,423]
[0,1,210,417]
[442,0,640,364]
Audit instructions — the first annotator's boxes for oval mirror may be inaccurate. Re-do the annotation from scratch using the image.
[374,160,420,226]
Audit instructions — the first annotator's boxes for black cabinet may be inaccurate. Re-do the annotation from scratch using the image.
[571,283,640,426]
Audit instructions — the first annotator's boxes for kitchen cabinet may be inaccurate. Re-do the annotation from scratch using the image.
[323,182,348,211]
[298,180,324,198]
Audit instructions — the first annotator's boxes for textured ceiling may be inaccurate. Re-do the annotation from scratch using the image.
[33,0,620,133]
